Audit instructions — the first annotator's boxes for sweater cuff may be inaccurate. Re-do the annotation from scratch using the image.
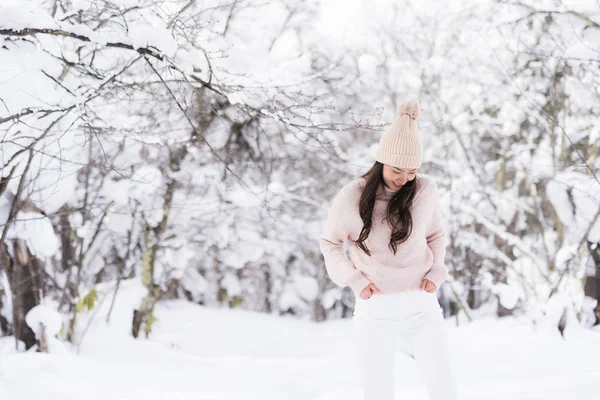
[348,273,371,297]
[424,265,449,290]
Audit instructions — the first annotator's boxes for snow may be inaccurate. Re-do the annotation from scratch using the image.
[357,54,378,76]
[546,172,600,243]
[163,245,195,278]
[128,25,178,57]
[221,272,242,297]
[103,178,131,205]
[222,240,265,269]
[1,279,600,399]
[0,1,57,31]
[590,218,600,243]
[25,140,81,214]
[322,288,342,309]
[25,304,63,339]
[6,211,60,259]
[226,187,263,208]
[0,272,13,325]
[72,0,93,12]
[181,268,208,299]
[0,193,12,227]
[278,281,304,311]
[130,165,163,193]
[492,282,521,310]
[555,244,578,269]
[294,275,320,301]
[1,0,600,397]
[226,91,248,106]
[546,179,575,226]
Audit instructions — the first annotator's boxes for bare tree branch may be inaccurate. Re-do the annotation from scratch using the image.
[501,1,600,29]
[167,0,197,29]
[143,56,271,212]
[223,0,240,36]
[0,28,164,60]
[1,109,36,124]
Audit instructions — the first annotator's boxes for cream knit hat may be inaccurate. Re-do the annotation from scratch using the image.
[375,101,422,169]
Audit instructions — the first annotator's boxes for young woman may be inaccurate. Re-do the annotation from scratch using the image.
[319,102,459,400]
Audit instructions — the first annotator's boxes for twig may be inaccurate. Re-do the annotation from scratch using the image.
[0,28,164,60]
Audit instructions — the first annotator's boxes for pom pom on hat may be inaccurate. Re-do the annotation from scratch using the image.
[398,102,420,121]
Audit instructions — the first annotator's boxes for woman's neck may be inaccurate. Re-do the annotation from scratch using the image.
[377,182,398,201]
[383,183,399,194]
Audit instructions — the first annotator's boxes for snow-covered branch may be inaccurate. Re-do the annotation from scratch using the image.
[0,28,165,59]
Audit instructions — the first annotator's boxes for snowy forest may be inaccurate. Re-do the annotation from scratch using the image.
[1,0,600,398]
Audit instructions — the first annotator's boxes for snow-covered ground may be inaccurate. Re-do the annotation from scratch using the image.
[1,280,599,400]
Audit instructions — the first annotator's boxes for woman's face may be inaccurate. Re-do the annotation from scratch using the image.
[382,165,417,190]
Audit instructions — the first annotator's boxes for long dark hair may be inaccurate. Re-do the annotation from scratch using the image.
[355,162,419,256]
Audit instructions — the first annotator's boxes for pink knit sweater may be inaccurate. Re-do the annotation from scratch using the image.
[319,174,449,296]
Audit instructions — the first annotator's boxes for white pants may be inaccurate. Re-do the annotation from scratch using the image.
[352,290,459,400]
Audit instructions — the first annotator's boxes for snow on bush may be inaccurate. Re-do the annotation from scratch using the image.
[25,304,63,339]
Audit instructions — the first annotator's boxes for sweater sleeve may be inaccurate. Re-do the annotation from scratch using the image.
[319,184,371,297]
[423,180,450,289]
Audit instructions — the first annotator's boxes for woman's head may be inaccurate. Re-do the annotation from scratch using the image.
[354,101,423,256]
[382,164,417,190]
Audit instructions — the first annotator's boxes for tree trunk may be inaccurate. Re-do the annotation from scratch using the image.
[0,282,10,335]
[132,148,183,338]
[6,239,45,349]
[38,322,48,352]
[588,240,600,326]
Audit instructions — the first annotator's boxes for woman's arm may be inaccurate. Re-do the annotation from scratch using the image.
[424,180,450,289]
[319,184,371,296]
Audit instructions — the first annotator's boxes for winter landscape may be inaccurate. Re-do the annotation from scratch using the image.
[1,0,599,399]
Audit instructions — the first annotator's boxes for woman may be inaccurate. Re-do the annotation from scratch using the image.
[319,102,459,400]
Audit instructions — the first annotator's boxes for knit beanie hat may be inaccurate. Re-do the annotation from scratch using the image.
[375,101,423,169]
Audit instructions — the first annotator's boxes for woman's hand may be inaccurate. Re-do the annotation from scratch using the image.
[360,283,382,300]
[420,278,437,293]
